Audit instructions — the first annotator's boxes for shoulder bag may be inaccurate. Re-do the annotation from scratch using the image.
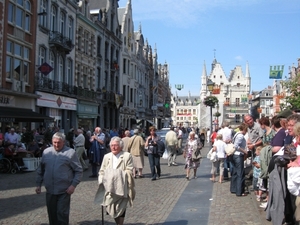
[225,133,239,156]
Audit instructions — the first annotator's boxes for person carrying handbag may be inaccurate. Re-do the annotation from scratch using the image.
[230,123,249,196]
[211,134,227,183]
[183,131,202,180]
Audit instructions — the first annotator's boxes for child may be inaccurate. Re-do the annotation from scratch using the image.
[252,146,263,201]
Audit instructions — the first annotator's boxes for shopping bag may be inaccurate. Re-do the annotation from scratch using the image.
[162,149,169,159]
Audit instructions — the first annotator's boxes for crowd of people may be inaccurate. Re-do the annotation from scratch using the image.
[6,112,300,225]
[208,110,300,225]
[31,124,189,225]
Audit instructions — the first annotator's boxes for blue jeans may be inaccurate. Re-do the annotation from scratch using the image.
[230,154,245,196]
[46,192,70,225]
[148,153,161,178]
[224,157,233,178]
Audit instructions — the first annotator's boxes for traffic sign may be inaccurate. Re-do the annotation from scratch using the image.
[38,62,53,76]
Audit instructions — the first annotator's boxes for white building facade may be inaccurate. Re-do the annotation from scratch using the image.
[199,58,251,129]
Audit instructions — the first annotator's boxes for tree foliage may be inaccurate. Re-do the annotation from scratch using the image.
[280,73,300,109]
[213,112,221,117]
[203,96,219,107]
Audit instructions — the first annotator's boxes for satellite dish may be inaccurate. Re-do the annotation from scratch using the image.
[77,0,82,7]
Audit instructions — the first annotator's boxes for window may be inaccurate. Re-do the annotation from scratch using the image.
[67,17,73,40]
[39,47,46,65]
[97,36,101,56]
[90,35,94,56]
[123,58,126,74]
[6,40,30,82]
[83,66,87,88]
[58,56,63,82]
[50,5,57,32]
[96,67,101,90]
[59,12,65,35]
[235,98,240,106]
[77,27,82,51]
[9,0,31,32]
[39,0,47,27]
[84,31,89,54]
[67,59,72,85]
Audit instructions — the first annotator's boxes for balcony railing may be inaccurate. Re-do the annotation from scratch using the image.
[35,76,98,100]
[49,31,74,54]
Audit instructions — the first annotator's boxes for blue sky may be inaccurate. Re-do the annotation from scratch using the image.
[118,0,300,96]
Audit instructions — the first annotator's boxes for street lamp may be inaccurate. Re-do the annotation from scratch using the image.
[216,103,220,129]
[207,79,215,140]
[175,84,184,91]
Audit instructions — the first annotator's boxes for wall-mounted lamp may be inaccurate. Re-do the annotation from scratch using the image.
[38,10,47,16]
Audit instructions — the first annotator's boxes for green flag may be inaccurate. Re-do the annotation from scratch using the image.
[269,65,284,79]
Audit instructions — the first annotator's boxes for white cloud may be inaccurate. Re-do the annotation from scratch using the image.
[235,56,243,61]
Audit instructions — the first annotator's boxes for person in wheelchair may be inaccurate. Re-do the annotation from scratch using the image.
[4,144,26,169]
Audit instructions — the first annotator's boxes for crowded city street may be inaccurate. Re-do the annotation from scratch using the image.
[0,143,271,225]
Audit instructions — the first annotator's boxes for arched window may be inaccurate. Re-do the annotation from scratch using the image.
[60,12,65,35]
[39,47,46,66]
[50,5,57,32]
[68,17,73,40]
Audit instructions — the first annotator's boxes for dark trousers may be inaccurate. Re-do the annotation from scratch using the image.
[230,154,245,196]
[91,163,99,176]
[148,153,161,178]
[46,192,71,225]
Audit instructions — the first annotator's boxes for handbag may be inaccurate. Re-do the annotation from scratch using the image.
[144,147,148,156]
[225,133,239,156]
[210,151,217,162]
[207,148,217,162]
[192,147,202,162]
[162,149,169,159]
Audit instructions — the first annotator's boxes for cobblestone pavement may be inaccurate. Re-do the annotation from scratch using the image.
[0,144,272,225]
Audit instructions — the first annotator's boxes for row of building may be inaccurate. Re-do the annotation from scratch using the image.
[0,0,171,133]
[170,58,300,130]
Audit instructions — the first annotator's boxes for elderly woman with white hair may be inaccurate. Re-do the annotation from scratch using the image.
[183,131,202,180]
[95,136,135,225]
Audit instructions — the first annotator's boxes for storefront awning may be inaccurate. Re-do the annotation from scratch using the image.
[0,107,54,123]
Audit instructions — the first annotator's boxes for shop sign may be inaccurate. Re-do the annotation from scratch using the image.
[36,91,76,110]
[0,117,15,122]
[0,95,15,106]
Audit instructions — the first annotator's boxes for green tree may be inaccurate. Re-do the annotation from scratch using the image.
[280,73,300,109]
[203,96,219,107]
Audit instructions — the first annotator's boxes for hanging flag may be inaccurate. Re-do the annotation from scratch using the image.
[269,65,284,79]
